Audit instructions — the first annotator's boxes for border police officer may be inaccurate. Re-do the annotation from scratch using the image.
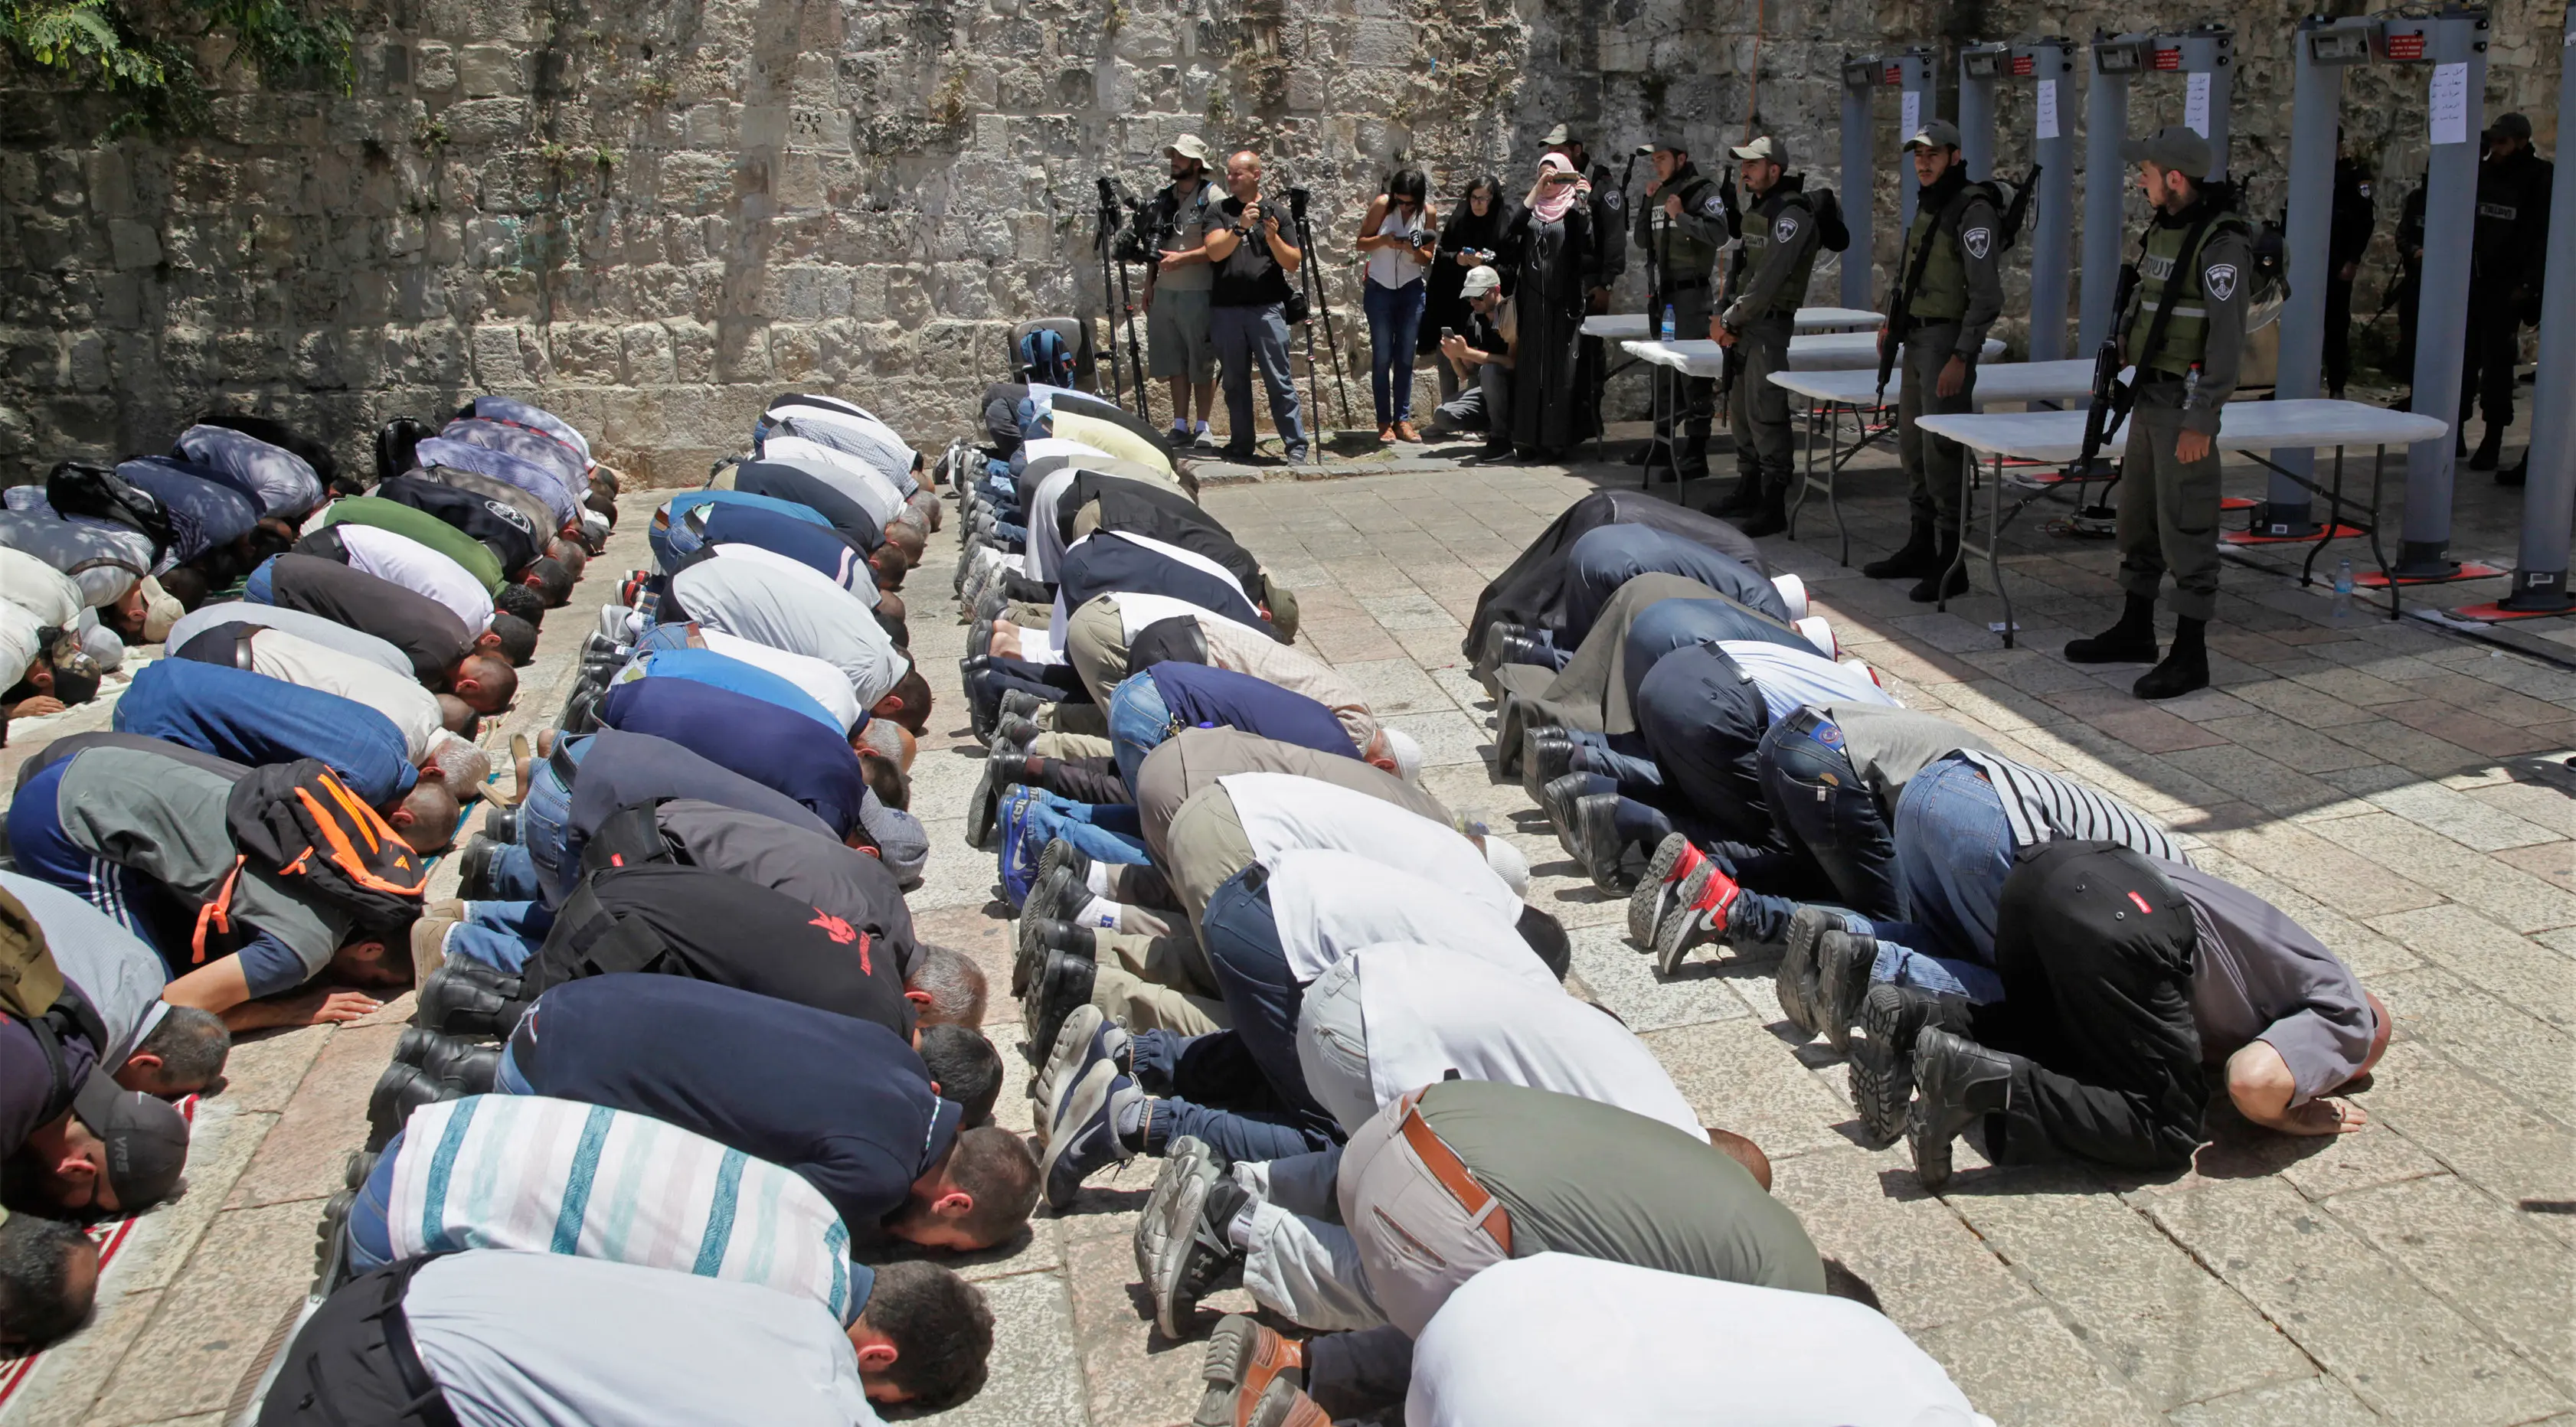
[1633,138,1728,476]
[2064,127,2249,701]
[1715,135,1822,538]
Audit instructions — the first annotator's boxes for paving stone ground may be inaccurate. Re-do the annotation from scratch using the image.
[10,413,2575,1425]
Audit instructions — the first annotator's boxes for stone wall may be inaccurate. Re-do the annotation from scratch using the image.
[0,0,2558,484]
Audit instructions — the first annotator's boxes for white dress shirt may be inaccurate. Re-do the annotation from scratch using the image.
[332,524,494,632]
[1218,772,1512,919]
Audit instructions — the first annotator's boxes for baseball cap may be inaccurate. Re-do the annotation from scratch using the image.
[1731,134,1790,166]
[1904,119,1963,152]
[2493,113,2532,140]
[1541,123,1577,146]
[1651,135,1691,155]
[70,1071,188,1210]
[2120,125,2212,175]
[1166,134,1212,162]
[1461,265,1503,297]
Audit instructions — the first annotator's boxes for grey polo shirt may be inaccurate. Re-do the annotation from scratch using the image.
[1,870,167,1064]
[1822,703,1996,809]
[2171,864,2377,1104]
[669,556,908,708]
[165,602,417,680]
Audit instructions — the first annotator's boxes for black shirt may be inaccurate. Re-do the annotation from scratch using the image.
[1211,196,1296,308]
[263,553,472,683]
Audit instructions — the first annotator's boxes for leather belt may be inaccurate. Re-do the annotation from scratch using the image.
[1395,1092,1512,1256]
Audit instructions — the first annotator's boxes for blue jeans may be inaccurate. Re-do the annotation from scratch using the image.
[1564,525,1789,642]
[1198,867,1332,1125]
[1758,710,1901,921]
[1867,756,2015,1003]
[445,900,552,974]
[1210,302,1307,458]
[1364,279,1426,426]
[494,1043,534,1095]
[520,735,591,908]
[345,1127,404,1273]
[1130,1028,1339,1161]
[1107,671,1177,795]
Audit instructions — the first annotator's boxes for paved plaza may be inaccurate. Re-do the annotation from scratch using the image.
[5,432,2573,1425]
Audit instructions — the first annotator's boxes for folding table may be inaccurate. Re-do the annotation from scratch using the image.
[1913,401,2450,645]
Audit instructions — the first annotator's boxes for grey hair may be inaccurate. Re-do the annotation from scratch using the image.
[427,730,495,799]
[906,945,989,1027]
[858,715,907,762]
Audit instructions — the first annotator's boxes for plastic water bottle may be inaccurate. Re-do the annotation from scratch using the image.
[1661,305,1675,342]
[2332,558,2354,622]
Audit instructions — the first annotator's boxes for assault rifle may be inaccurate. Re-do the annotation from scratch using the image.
[1713,168,1744,402]
[2068,262,2143,479]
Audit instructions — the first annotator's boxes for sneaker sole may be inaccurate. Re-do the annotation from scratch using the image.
[1849,989,1913,1148]
[1134,1136,1210,1285]
[1152,1158,1220,1340]
[1034,1004,1106,1143]
[1777,909,1830,1037]
[1652,866,1715,977]
[1193,1318,1268,1427]
[1628,836,1697,948]
[1816,930,1872,1054]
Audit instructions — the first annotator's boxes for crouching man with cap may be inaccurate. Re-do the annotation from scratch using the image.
[1428,266,1518,465]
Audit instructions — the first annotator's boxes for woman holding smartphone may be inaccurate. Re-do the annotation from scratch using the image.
[1426,175,1514,407]
[1357,168,1438,443]
[1500,154,1597,459]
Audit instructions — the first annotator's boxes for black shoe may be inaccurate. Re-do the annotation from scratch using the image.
[365,1060,459,1152]
[1626,439,1670,467]
[2468,425,2502,472]
[481,805,520,846]
[1022,857,1087,930]
[1737,487,1790,539]
[1568,792,1633,893]
[2499,452,2529,487]
[1491,692,1532,774]
[1460,444,1516,467]
[967,758,1008,851]
[1861,520,1940,580]
[994,714,1044,753]
[1539,771,1591,856]
[1675,436,1711,480]
[1027,949,1098,1063]
[456,837,505,900]
[1015,919,1097,1000]
[1773,905,1847,1037]
[2133,645,2210,700]
[998,688,1045,728]
[1520,727,1575,805]
[1908,544,1970,604]
[1036,836,1093,896]
[2064,596,2159,665]
[1711,475,1764,518]
[414,962,527,1038]
[1907,1029,2019,1190]
[1813,927,1880,1053]
[1851,983,1973,1148]
[393,1024,477,1070]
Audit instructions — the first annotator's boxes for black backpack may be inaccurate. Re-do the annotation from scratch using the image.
[218,759,429,951]
[1806,187,1852,253]
[45,461,175,562]
[373,420,437,487]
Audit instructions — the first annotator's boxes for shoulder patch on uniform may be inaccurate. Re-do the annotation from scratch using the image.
[1701,194,1727,219]
[1773,214,1798,243]
[1963,226,1992,260]
[2204,262,2239,302]
[2358,181,2373,198]
[1602,190,1623,211]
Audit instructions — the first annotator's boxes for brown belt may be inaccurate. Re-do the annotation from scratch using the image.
[1394,1092,1512,1257]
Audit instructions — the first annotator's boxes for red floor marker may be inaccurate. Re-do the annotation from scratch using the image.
[2352,561,2507,588]
[2219,522,2367,546]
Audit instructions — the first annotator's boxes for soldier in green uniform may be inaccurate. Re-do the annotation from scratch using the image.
[1632,137,1728,477]
[1715,134,1823,538]
[1863,119,2003,602]
[2065,127,2249,700]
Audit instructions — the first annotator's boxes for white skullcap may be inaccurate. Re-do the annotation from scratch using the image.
[1378,726,1424,783]
[1794,616,1837,658]
[1770,573,1809,622]
[1841,655,1888,691]
[139,576,184,644]
[1481,834,1531,896]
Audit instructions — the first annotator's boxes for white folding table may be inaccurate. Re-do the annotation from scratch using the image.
[1581,307,1889,340]
[1767,360,2103,564]
[1913,400,2451,645]
[1613,335,2004,485]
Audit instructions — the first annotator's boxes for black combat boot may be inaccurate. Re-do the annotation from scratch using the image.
[2133,616,2210,700]
[1737,478,1790,539]
[1861,518,1941,580]
[2064,595,2159,664]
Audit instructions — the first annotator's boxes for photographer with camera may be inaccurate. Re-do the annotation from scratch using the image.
[1138,136,1225,449]
[1202,149,1309,465]
[1357,169,1439,444]
[1427,176,1514,407]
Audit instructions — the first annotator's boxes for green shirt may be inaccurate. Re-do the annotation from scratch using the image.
[322,498,505,593]
[1418,1079,1826,1294]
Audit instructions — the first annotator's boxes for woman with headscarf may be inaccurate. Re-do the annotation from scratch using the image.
[1498,154,1598,460]
[1357,168,1438,445]
[1426,175,1517,407]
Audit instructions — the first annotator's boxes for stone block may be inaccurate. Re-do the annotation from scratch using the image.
[454,44,522,97]
[1909,1305,2163,1427]
[619,322,676,383]
[471,322,532,384]
[440,98,531,147]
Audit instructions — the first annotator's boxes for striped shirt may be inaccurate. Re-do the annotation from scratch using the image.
[388,1094,858,1324]
[1957,751,2186,865]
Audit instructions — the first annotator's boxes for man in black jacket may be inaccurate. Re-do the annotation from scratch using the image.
[2464,113,2552,476]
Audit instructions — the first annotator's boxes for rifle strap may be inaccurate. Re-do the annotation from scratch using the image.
[2129,207,2225,380]
[1889,190,1955,332]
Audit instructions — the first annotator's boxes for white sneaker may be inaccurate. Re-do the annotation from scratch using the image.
[1193,423,1215,449]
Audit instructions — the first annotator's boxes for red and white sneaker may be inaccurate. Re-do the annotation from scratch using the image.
[1654,860,1741,977]
[1627,833,1706,947]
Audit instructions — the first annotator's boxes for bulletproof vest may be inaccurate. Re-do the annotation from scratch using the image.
[2124,211,2251,378]
[1735,188,1819,321]
[525,864,914,1040]
[1649,168,1722,281]
[1901,181,1998,325]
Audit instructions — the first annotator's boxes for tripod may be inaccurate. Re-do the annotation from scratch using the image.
[1093,178,1153,424]
[1286,186,1356,434]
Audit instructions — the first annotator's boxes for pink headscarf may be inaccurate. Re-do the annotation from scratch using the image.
[1526,153,1581,224]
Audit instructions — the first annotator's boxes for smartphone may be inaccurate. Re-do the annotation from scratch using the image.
[1441,327,1456,340]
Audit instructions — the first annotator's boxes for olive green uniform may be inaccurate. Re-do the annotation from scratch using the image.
[2115,206,2251,622]
[1633,165,1728,444]
[1719,183,1822,495]
[1890,177,2006,532]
